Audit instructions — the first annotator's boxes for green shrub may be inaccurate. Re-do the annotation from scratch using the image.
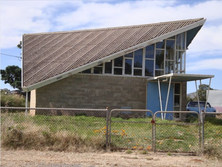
[1,94,25,108]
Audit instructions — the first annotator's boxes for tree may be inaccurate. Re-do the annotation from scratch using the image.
[17,41,22,49]
[1,66,21,90]
[198,84,213,101]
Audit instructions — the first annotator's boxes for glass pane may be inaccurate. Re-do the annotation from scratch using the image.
[165,61,174,74]
[155,70,164,76]
[156,41,165,49]
[105,61,112,74]
[145,44,154,58]
[82,69,91,73]
[94,67,102,74]
[114,68,122,75]
[114,57,123,67]
[176,33,185,50]
[125,52,133,58]
[125,59,132,75]
[166,40,175,60]
[174,83,180,94]
[145,60,154,76]
[134,49,143,68]
[134,69,142,76]
[168,36,175,40]
[174,95,180,107]
[155,50,164,69]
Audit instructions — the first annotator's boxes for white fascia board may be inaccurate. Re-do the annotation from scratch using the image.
[23,19,206,92]
[21,35,24,89]
[147,73,214,82]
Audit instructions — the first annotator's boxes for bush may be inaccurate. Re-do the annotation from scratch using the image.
[1,93,25,108]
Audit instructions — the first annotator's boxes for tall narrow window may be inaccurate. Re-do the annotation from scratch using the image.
[114,57,123,75]
[125,59,132,75]
[145,45,154,59]
[134,49,143,76]
[145,60,154,76]
[155,50,164,69]
[145,44,154,76]
[105,61,112,74]
[176,33,185,50]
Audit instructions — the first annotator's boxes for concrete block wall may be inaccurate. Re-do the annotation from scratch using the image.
[34,74,147,116]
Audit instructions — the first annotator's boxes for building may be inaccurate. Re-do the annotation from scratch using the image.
[208,90,222,113]
[22,18,214,119]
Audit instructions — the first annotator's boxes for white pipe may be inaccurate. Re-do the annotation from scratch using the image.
[158,79,163,120]
[164,76,172,119]
[195,80,202,123]
[204,78,212,113]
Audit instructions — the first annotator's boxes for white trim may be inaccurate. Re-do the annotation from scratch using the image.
[23,19,206,91]
[21,35,24,90]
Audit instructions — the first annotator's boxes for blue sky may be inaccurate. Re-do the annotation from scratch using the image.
[1,0,222,93]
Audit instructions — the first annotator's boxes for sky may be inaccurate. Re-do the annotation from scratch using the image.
[0,0,222,93]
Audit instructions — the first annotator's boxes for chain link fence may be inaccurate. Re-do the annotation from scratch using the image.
[1,107,108,151]
[1,107,222,156]
[202,112,222,157]
[108,109,153,151]
[153,111,200,154]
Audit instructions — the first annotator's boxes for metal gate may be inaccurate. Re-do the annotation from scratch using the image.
[108,109,153,151]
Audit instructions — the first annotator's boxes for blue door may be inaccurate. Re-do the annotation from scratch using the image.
[147,82,174,119]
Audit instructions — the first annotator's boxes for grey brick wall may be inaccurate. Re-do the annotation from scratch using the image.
[36,74,147,112]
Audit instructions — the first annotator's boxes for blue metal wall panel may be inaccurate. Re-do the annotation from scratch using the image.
[147,82,174,119]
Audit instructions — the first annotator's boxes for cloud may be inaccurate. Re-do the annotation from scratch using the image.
[187,58,222,72]
[1,0,222,54]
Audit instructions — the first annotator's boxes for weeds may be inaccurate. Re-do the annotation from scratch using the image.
[1,94,25,108]
[1,112,222,158]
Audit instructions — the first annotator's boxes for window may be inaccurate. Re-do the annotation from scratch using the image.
[134,49,143,76]
[114,57,123,75]
[79,32,186,77]
[176,33,185,50]
[145,45,154,59]
[166,40,175,60]
[156,41,165,49]
[125,59,132,75]
[94,64,103,74]
[82,69,91,73]
[145,60,154,76]
[105,61,112,74]
[155,50,164,69]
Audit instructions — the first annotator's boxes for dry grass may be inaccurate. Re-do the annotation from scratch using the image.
[1,113,105,152]
[1,127,105,152]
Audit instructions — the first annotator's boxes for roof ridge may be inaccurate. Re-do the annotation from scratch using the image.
[23,18,204,36]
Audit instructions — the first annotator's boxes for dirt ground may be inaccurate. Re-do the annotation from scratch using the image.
[1,149,221,167]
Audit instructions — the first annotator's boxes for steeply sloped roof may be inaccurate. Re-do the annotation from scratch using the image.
[22,18,205,91]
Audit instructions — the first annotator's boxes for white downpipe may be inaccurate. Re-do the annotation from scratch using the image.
[204,78,212,113]
[164,76,172,119]
[158,79,163,120]
[195,80,202,123]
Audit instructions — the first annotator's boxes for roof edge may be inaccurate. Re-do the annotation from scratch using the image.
[23,19,206,92]
[23,18,204,36]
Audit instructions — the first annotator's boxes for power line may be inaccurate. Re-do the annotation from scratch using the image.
[0,53,22,60]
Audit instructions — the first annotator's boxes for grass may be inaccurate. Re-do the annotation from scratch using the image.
[1,93,26,108]
[1,112,222,158]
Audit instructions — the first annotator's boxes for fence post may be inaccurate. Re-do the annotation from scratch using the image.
[25,92,28,116]
[152,116,156,153]
[106,107,110,151]
[201,111,205,155]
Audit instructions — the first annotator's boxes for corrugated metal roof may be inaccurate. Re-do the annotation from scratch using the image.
[23,18,204,88]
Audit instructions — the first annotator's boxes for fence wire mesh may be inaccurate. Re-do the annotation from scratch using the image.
[109,109,153,151]
[1,107,222,156]
[203,112,222,156]
[1,107,108,151]
[153,111,200,153]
